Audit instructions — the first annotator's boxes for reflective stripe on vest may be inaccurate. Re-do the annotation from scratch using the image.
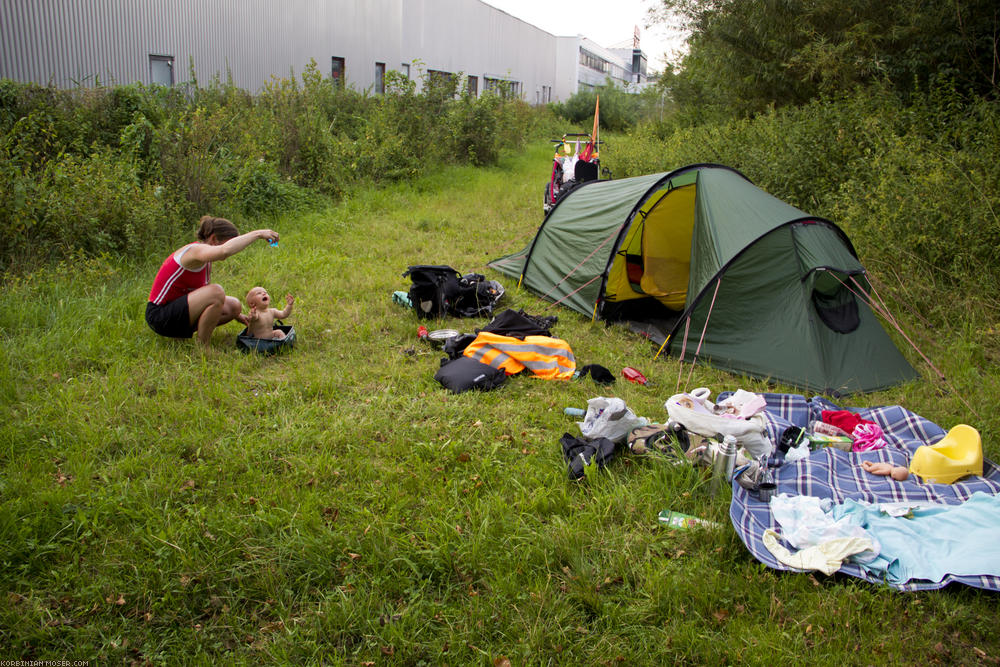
[463,332,576,380]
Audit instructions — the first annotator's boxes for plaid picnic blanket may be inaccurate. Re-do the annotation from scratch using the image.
[727,392,1000,591]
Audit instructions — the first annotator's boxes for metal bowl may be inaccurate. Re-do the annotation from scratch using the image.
[427,328,460,347]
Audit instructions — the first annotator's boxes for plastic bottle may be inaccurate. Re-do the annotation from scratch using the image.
[563,407,585,417]
[268,239,278,248]
[417,325,429,339]
[658,510,721,529]
[621,366,650,385]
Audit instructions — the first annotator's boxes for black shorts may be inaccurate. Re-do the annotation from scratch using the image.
[146,297,196,338]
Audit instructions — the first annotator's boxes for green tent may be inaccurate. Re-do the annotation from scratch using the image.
[489,164,918,394]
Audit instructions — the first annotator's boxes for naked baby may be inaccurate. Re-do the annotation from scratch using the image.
[244,286,294,339]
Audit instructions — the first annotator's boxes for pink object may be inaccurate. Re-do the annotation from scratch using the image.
[852,422,887,452]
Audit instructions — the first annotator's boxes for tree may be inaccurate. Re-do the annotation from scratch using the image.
[653,0,999,119]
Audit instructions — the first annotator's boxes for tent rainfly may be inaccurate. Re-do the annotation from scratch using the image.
[489,164,918,395]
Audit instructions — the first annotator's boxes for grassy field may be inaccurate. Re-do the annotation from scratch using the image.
[2,141,999,665]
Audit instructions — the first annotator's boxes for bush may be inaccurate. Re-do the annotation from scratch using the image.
[551,81,643,132]
[0,71,549,274]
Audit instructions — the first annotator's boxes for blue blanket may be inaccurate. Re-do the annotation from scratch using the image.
[728,393,1000,591]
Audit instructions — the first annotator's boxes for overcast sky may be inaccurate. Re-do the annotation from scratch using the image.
[480,0,686,72]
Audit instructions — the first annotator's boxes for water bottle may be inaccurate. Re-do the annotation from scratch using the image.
[711,435,738,495]
[621,366,650,385]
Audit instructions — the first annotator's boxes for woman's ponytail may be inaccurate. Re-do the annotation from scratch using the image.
[196,215,239,243]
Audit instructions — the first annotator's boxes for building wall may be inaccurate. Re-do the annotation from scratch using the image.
[401,0,557,102]
[0,0,640,101]
[554,36,581,101]
[0,0,403,92]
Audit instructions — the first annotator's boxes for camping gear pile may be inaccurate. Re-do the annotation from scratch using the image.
[568,384,1000,591]
[402,265,505,320]
[726,392,1000,591]
[398,267,590,393]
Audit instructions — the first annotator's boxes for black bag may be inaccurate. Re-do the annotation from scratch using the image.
[403,265,503,319]
[434,356,507,394]
[559,433,618,480]
[478,308,557,338]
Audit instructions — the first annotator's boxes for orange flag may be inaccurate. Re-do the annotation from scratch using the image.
[592,95,600,145]
[582,95,600,161]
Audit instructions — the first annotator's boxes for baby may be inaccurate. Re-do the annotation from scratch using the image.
[245,286,294,339]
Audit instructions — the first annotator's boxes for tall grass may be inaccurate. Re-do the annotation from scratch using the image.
[2,142,999,664]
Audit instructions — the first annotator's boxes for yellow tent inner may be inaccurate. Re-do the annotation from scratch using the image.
[605,182,697,310]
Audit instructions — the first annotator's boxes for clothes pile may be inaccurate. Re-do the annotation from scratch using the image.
[727,392,1000,591]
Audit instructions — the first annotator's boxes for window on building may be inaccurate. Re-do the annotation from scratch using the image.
[375,62,385,94]
[484,77,521,100]
[579,49,608,74]
[331,56,345,88]
[427,69,454,84]
[467,75,478,97]
[149,55,174,86]
[401,63,410,79]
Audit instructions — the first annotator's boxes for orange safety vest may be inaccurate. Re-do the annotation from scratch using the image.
[462,332,576,380]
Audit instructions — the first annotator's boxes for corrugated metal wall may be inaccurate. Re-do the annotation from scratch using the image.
[0,0,567,99]
[0,0,405,92]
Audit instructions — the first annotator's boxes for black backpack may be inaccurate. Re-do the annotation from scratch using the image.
[403,265,502,319]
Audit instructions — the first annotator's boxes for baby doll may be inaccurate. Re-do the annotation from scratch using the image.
[245,286,294,339]
[861,459,909,481]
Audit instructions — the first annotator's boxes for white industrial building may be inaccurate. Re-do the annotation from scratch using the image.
[0,0,648,102]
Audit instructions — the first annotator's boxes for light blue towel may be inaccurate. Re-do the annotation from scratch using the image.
[831,491,1000,585]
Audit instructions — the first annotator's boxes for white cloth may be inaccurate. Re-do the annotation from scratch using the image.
[769,493,878,562]
[762,529,874,576]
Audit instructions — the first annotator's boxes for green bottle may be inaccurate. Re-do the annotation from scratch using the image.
[657,510,721,529]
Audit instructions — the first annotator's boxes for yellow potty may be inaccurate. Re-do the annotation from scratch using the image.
[909,424,983,484]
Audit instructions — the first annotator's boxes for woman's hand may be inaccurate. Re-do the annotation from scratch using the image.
[258,229,279,244]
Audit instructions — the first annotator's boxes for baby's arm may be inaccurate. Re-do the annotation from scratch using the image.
[276,294,294,319]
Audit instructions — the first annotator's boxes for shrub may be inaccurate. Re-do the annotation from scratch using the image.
[0,67,548,274]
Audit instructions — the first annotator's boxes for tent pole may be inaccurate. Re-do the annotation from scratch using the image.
[675,317,692,393]
[685,278,723,389]
[653,334,672,361]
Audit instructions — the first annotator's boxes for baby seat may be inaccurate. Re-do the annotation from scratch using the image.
[909,424,982,484]
[236,323,296,355]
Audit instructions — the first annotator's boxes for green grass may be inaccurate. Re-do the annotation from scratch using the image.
[2,142,999,665]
